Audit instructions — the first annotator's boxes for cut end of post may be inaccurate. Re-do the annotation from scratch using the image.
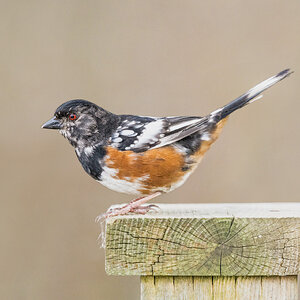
[103,203,300,276]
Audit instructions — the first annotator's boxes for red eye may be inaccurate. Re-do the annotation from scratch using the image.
[69,114,77,121]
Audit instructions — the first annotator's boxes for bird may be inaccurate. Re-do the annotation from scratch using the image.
[42,69,292,218]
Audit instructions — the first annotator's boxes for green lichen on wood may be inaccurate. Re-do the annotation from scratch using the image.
[105,205,300,276]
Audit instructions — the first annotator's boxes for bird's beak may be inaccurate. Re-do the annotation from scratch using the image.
[41,117,62,130]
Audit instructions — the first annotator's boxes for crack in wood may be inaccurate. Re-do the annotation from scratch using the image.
[105,209,300,276]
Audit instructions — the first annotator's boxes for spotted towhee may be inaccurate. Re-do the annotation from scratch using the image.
[42,69,291,218]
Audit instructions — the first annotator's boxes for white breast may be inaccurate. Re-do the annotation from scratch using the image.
[99,166,149,195]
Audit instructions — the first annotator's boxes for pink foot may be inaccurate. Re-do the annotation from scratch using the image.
[96,192,162,219]
[130,204,160,214]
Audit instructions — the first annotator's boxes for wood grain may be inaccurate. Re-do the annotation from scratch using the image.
[105,203,300,276]
[140,276,298,300]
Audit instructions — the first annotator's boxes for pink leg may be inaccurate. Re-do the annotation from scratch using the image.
[101,192,162,219]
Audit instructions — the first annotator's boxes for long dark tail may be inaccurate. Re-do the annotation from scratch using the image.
[213,69,292,120]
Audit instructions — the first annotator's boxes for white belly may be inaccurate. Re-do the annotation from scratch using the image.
[99,166,149,195]
[99,164,196,196]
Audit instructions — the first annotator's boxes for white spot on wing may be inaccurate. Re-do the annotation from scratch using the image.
[134,124,144,129]
[132,119,165,149]
[113,137,122,143]
[121,129,137,137]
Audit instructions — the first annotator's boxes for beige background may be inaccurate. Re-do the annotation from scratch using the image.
[1,0,299,299]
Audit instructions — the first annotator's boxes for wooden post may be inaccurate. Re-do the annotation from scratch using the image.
[104,203,300,299]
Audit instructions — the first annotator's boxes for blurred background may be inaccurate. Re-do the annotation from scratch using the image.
[1,0,299,299]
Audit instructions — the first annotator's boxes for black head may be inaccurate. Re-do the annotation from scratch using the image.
[42,99,120,148]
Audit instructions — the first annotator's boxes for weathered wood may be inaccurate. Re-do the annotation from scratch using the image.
[213,276,236,299]
[105,203,300,276]
[193,277,212,300]
[140,276,298,300]
[280,276,298,300]
[155,276,174,299]
[236,277,261,299]
[174,276,194,300]
[140,276,155,300]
